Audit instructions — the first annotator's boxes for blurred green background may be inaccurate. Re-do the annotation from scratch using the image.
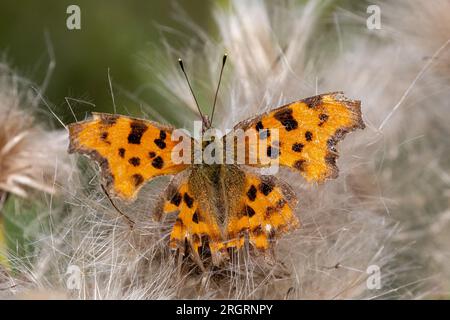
[0,0,214,125]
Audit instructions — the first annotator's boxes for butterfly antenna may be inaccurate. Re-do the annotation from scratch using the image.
[210,54,227,126]
[101,184,135,230]
[178,58,206,125]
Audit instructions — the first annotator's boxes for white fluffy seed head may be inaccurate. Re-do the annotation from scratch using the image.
[0,63,73,199]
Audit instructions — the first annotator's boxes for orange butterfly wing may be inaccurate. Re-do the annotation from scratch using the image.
[68,113,191,200]
[226,170,299,251]
[234,92,365,182]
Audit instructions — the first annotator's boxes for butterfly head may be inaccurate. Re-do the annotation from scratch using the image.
[202,115,212,132]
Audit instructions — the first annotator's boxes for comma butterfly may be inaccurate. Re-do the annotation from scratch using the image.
[68,56,365,265]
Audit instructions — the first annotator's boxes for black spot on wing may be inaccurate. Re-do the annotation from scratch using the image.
[154,138,166,149]
[305,131,313,141]
[128,157,140,167]
[118,148,125,158]
[259,182,274,196]
[183,193,194,208]
[246,185,257,202]
[148,151,156,158]
[245,205,256,218]
[151,156,164,169]
[128,121,148,144]
[274,108,298,131]
[153,130,167,151]
[170,192,182,207]
[192,210,199,224]
[292,143,304,152]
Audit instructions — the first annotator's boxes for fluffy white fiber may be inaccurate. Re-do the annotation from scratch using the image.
[0,63,72,199]
[1,0,449,299]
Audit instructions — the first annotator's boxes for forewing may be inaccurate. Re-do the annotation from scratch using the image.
[68,113,191,200]
[232,92,365,182]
